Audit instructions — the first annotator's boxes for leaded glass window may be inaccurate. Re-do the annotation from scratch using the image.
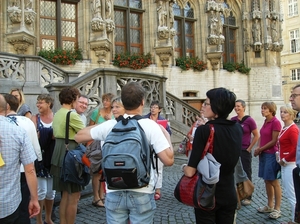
[40,0,78,50]
[223,11,237,63]
[173,2,196,57]
[114,1,143,54]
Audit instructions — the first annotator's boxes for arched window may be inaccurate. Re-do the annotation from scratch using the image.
[173,2,196,57]
[114,0,143,54]
[40,0,78,50]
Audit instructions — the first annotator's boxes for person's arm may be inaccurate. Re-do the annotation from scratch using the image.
[254,131,279,156]
[75,125,97,143]
[24,162,40,218]
[247,128,259,152]
[156,126,174,166]
[24,111,32,119]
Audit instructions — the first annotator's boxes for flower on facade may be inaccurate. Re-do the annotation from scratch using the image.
[175,56,207,72]
[38,48,83,65]
[112,52,152,70]
[223,60,251,74]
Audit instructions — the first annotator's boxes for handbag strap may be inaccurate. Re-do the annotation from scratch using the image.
[200,124,214,159]
[65,111,72,149]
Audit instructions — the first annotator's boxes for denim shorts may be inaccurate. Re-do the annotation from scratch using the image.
[258,153,280,180]
[105,191,156,224]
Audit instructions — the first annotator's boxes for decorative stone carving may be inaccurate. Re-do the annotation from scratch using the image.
[6,32,35,54]
[8,7,22,23]
[90,39,111,64]
[91,18,105,31]
[154,46,173,67]
[106,20,115,33]
[206,52,221,70]
[24,10,36,24]
[157,0,167,28]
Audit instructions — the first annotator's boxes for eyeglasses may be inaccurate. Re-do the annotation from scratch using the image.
[78,101,88,106]
[150,106,159,109]
[203,102,211,106]
[290,94,300,99]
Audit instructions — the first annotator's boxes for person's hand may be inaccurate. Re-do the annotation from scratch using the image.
[28,199,40,218]
[253,147,262,157]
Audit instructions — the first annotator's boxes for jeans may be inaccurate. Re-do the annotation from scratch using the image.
[282,163,296,220]
[293,166,300,222]
[105,191,156,224]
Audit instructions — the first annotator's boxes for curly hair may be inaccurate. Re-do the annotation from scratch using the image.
[59,87,80,105]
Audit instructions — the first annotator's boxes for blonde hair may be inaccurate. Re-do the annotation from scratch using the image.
[280,104,297,120]
[10,88,25,106]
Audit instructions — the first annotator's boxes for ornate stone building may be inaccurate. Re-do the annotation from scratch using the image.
[280,0,300,103]
[0,0,284,127]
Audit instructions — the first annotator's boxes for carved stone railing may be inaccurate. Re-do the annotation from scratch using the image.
[0,52,199,140]
[0,52,80,93]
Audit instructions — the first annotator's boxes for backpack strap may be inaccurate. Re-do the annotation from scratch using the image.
[65,111,72,148]
[36,114,44,131]
[117,114,159,175]
[6,114,18,126]
[239,115,250,124]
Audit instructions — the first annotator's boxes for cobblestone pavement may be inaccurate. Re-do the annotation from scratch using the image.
[32,154,293,224]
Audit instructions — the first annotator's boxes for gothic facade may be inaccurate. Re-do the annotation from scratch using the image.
[0,0,284,126]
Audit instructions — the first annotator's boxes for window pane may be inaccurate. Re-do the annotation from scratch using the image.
[174,20,181,48]
[292,40,296,53]
[114,0,127,7]
[186,37,193,49]
[115,45,125,54]
[184,2,194,18]
[42,39,55,50]
[129,0,142,9]
[116,27,125,42]
[291,31,295,39]
[115,10,125,26]
[40,1,56,17]
[185,22,193,35]
[41,19,56,35]
[173,3,181,16]
[130,29,141,43]
[62,41,75,49]
[62,3,76,20]
[130,13,141,27]
[297,69,300,80]
[130,46,140,53]
[61,21,76,37]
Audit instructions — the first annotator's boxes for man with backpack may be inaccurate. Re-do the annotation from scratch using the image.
[75,81,174,224]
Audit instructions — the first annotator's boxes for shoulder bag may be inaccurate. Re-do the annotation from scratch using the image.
[60,111,90,187]
[174,124,219,210]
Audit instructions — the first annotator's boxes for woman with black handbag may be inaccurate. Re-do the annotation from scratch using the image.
[50,87,85,224]
[183,88,243,224]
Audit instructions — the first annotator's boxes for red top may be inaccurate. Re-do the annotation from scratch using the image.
[278,123,299,162]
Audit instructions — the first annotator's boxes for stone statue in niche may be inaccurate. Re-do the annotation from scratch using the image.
[252,19,261,43]
[105,0,112,20]
[271,20,278,42]
[91,0,102,19]
[169,1,175,29]
[157,0,167,27]
[209,11,219,36]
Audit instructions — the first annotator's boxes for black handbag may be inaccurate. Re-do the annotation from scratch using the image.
[60,111,90,187]
[174,124,216,210]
